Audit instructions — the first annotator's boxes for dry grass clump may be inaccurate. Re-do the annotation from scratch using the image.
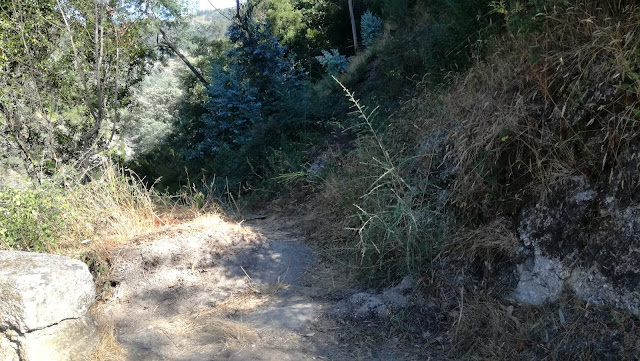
[449,218,519,266]
[446,289,640,360]
[60,164,159,250]
[162,312,259,346]
[0,160,165,261]
[450,2,640,221]
[91,307,129,361]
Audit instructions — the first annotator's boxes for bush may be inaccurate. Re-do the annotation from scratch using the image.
[0,161,159,253]
[199,64,262,156]
[316,49,349,76]
[361,11,383,47]
[197,11,306,158]
[0,186,69,251]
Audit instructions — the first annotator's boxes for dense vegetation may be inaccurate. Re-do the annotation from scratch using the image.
[2,0,638,278]
[2,0,640,358]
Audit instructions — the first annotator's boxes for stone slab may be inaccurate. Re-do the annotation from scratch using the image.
[0,251,95,333]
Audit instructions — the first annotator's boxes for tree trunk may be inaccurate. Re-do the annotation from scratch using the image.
[348,0,358,53]
[80,0,105,149]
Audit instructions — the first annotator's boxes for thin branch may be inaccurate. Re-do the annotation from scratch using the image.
[158,27,209,86]
[55,0,96,121]
[206,0,232,21]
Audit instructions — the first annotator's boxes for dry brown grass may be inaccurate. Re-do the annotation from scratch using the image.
[90,306,129,361]
[161,312,259,346]
[445,288,640,360]
[447,3,640,221]
[52,163,161,254]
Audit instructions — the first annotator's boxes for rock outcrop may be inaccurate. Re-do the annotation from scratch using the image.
[0,251,98,361]
[513,159,640,313]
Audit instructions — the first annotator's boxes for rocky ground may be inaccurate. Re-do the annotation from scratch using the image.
[97,214,434,361]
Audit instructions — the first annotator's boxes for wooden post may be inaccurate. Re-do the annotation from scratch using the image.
[348,0,358,53]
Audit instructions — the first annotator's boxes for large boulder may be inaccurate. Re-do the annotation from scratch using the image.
[0,251,98,361]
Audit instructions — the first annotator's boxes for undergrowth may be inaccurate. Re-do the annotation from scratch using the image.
[451,2,640,222]
[303,1,640,359]
[318,79,450,283]
[0,159,228,270]
[0,162,158,253]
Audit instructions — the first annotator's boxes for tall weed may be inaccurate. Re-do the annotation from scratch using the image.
[336,80,448,281]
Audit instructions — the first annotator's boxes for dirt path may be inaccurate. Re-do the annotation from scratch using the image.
[98,214,430,361]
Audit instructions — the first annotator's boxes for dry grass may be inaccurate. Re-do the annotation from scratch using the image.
[53,161,233,255]
[161,312,259,346]
[429,4,640,358]
[448,3,640,221]
[91,306,129,361]
[48,162,162,254]
[450,218,520,264]
[445,289,640,360]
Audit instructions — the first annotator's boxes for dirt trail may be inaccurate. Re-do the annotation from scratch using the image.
[99,214,428,361]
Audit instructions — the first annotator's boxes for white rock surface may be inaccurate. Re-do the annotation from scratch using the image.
[19,315,98,361]
[336,276,420,319]
[0,250,98,361]
[511,251,567,305]
[0,251,95,333]
[0,333,19,361]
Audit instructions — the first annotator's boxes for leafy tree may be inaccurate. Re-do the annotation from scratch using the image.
[123,66,181,156]
[198,64,261,156]
[195,8,306,158]
[256,0,350,75]
[265,0,305,44]
[0,0,156,181]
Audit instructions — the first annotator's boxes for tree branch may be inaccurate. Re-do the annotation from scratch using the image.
[158,28,209,86]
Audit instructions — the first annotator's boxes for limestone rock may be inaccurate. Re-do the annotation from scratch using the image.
[0,251,95,333]
[0,250,98,361]
[335,276,425,319]
[0,333,19,361]
[514,167,640,313]
[19,315,98,361]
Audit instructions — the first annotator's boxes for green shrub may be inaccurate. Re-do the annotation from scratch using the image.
[361,11,383,47]
[316,49,349,76]
[0,186,70,252]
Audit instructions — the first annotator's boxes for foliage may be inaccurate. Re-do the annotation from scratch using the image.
[0,186,70,251]
[367,0,413,21]
[193,8,307,168]
[0,161,157,253]
[264,0,305,44]
[0,0,160,181]
[199,65,262,155]
[315,49,349,76]
[257,0,351,75]
[124,67,182,156]
[360,11,383,47]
